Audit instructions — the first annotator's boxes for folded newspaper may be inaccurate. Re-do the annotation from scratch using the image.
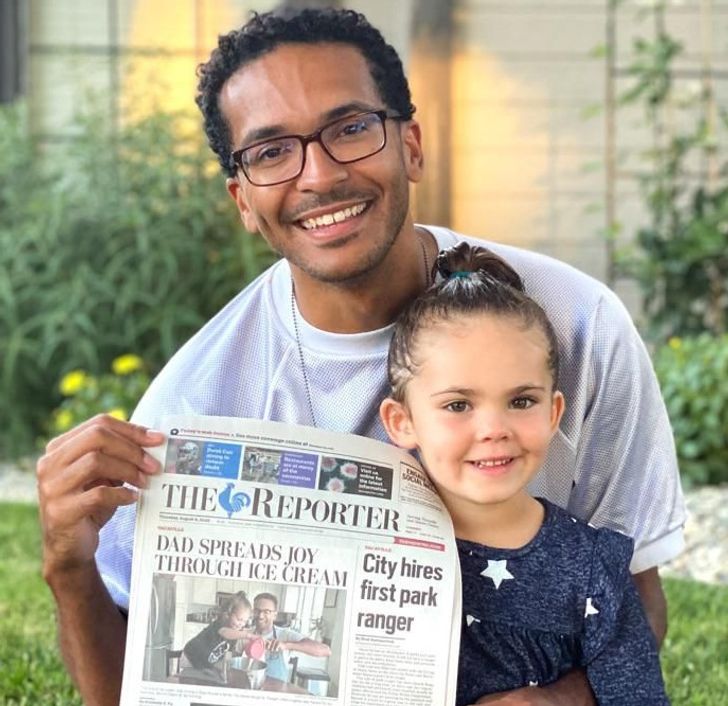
[120,416,461,705]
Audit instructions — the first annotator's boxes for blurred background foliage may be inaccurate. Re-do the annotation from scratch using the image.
[1,1,727,490]
[0,102,277,458]
[611,1,727,343]
[653,334,728,488]
[607,1,728,487]
[48,354,151,435]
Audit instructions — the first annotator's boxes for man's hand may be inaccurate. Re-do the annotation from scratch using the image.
[472,669,595,706]
[265,638,285,652]
[37,414,164,706]
[38,414,164,579]
[473,687,555,705]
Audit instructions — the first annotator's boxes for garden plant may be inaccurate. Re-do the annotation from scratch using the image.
[600,1,728,486]
[0,103,276,458]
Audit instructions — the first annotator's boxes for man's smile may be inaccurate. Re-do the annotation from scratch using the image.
[299,201,368,230]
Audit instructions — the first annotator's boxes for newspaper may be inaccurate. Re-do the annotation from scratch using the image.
[120,416,461,705]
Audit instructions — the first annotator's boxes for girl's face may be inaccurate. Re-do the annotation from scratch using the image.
[227,606,250,630]
[381,313,564,515]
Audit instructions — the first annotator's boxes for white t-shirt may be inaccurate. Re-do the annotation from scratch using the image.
[97,226,685,610]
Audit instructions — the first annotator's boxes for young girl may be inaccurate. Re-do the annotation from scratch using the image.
[380,243,669,706]
[183,590,255,671]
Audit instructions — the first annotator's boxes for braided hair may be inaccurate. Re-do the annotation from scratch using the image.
[387,242,560,401]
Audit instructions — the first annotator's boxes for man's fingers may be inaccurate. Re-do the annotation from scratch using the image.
[42,484,139,536]
[38,450,152,505]
[42,422,162,484]
[45,413,164,455]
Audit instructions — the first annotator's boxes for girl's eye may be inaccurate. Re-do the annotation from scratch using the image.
[444,400,470,413]
[511,396,536,410]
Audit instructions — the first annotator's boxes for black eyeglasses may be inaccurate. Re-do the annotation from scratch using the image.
[229,109,403,187]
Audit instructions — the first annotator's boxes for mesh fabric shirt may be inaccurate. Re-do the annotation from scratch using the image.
[97,226,685,610]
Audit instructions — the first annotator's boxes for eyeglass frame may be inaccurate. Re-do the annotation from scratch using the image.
[229,109,405,187]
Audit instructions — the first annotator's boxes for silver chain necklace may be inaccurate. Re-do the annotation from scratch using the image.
[291,231,432,427]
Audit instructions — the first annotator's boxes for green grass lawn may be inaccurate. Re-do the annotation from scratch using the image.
[1,501,726,704]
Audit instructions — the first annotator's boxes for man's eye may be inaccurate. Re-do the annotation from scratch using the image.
[340,119,368,135]
[511,396,536,410]
[336,114,378,138]
[445,400,469,413]
[247,141,294,166]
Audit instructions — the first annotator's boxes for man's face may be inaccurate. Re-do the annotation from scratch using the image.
[253,597,277,634]
[222,42,424,286]
[178,442,199,468]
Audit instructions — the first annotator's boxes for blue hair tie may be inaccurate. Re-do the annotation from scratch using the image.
[450,271,472,280]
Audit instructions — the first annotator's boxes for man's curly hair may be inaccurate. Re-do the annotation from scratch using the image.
[195,7,416,176]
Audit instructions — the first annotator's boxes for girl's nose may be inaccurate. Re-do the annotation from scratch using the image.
[476,410,511,441]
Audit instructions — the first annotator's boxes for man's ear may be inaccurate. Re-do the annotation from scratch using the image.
[226,176,259,233]
[379,397,418,449]
[400,119,424,184]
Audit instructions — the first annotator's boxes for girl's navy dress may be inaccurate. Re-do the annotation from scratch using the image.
[457,499,669,705]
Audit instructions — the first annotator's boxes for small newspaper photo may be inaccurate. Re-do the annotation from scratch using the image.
[120,416,461,706]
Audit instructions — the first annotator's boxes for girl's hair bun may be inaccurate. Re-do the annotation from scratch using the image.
[435,242,524,292]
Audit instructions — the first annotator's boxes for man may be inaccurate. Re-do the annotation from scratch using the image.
[175,441,202,475]
[37,8,684,706]
[252,592,331,682]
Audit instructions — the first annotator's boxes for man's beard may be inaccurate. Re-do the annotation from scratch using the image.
[275,175,410,286]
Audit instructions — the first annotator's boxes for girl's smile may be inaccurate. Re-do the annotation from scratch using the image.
[382,311,564,540]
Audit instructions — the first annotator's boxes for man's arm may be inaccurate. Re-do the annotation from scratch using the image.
[38,415,164,706]
[47,564,129,706]
[287,637,331,657]
[268,635,331,658]
[474,669,595,705]
[632,567,667,647]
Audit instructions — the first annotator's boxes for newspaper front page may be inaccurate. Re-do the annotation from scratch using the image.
[120,416,461,706]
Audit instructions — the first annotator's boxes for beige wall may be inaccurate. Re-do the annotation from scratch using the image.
[25,0,728,317]
[443,0,728,314]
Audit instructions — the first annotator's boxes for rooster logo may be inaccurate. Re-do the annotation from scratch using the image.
[218,483,251,519]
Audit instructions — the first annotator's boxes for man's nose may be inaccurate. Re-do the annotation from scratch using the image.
[295,142,348,191]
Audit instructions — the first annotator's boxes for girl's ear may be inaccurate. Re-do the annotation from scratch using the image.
[379,398,418,449]
[550,390,566,434]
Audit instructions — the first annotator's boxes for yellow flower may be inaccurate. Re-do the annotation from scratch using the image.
[59,370,89,396]
[112,354,144,376]
[668,337,682,350]
[54,409,74,431]
[107,407,128,421]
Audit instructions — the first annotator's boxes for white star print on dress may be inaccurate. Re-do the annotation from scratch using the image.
[466,614,481,627]
[585,597,600,617]
[480,559,514,589]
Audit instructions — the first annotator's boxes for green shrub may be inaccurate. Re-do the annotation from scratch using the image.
[653,334,728,486]
[602,5,728,341]
[48,354,150,434]
[0,103,276,458]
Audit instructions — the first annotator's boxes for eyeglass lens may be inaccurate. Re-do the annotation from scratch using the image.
[240,112,387,186]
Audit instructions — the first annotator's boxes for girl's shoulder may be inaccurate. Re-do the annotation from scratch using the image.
[543,499,633,566]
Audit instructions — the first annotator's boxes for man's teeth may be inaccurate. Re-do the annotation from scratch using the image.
[300,203,366,230]
[474,458,511,468]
